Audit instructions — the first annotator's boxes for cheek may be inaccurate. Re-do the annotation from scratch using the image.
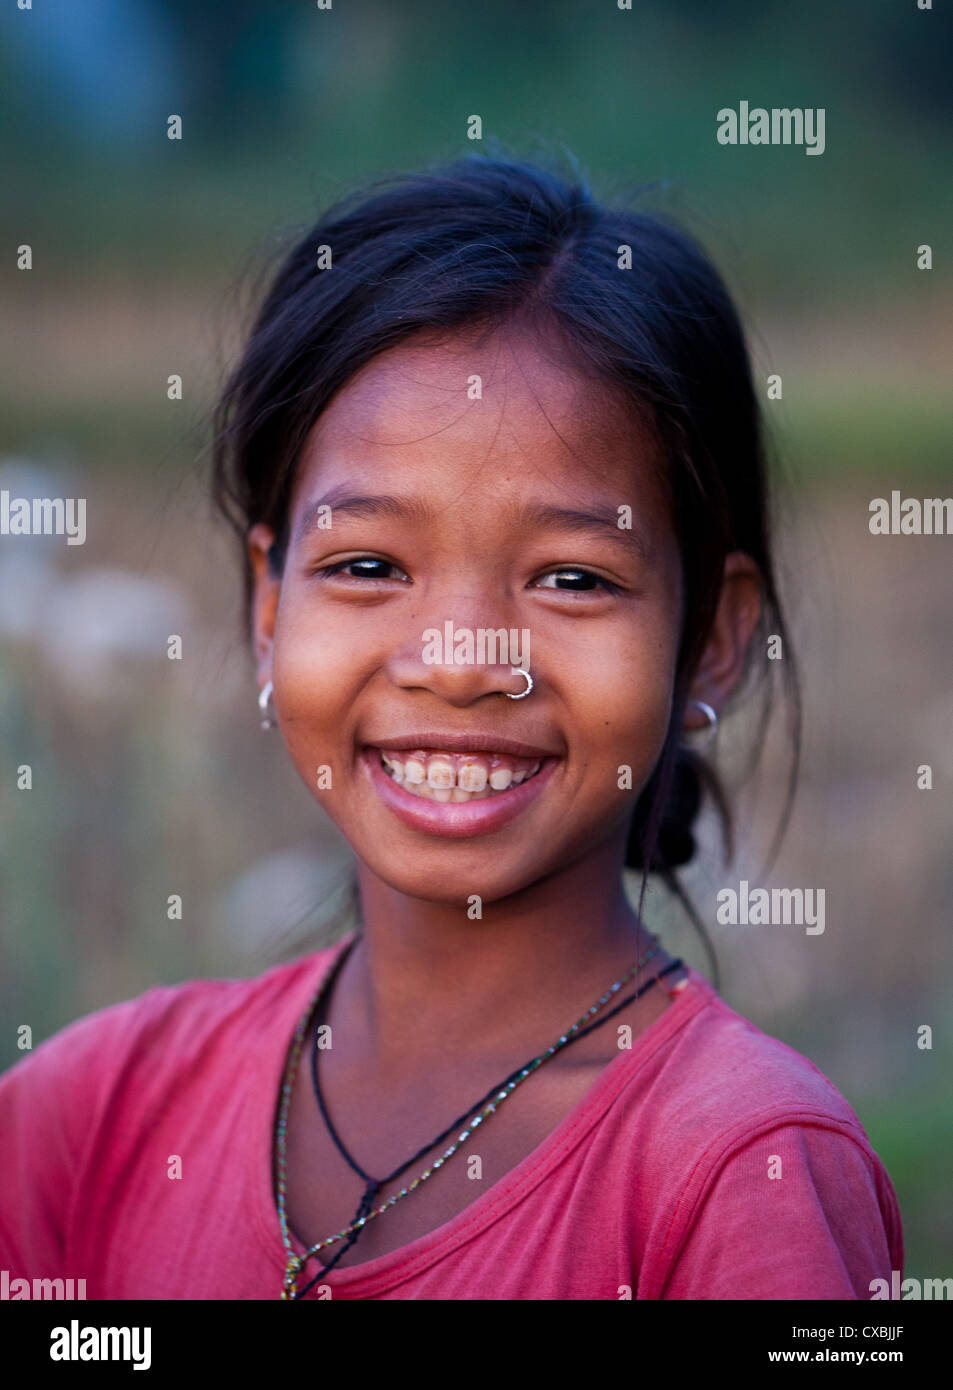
[270,597,365,756]
[576,615,679,784]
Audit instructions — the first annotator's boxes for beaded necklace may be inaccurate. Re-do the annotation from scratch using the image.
[275,935,683,1299]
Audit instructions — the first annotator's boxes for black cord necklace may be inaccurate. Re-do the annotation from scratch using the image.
[293,946,684,1299]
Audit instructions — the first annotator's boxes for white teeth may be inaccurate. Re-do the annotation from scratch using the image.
[379,751,545,801]
[458,763,488,792]
[426,757,455,790]
[509,762,540,786]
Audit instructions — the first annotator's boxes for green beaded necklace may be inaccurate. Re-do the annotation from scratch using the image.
[275,933,679,1300]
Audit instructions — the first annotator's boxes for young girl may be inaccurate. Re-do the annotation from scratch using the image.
[0,154,902,1301]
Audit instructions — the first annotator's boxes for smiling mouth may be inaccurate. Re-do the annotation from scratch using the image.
[377,749,544,802]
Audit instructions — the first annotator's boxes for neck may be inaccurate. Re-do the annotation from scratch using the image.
[338,825,658,1071]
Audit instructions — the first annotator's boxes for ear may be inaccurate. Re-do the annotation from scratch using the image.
[247,523,281,685]
[683,551,762,732]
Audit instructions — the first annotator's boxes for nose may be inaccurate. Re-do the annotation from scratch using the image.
[385,615,531,707]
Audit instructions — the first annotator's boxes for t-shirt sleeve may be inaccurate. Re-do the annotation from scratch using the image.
[0,997,153,1281]
[657,1121,904,1300]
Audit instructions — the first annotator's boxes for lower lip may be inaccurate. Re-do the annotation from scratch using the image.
[361,749,559,839]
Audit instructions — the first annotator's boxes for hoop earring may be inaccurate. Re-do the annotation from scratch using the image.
[504,668,534,700]
[258,680,275,730]
[684,698,718,749]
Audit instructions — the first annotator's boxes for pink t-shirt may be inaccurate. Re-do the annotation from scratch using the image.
[0,933,903,1300]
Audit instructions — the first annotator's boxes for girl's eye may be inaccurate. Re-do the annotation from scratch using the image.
[318,557,410,582]
[313,560,616,592]
[534,569,618,593]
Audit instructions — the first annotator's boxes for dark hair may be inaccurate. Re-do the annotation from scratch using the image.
[210,150,801,983]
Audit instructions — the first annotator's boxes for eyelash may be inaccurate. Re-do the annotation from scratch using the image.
[314,558,620,594]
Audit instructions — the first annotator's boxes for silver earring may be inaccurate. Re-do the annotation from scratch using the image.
[685,698,718,748]
[258,680,274,730]
[504,667,534,700]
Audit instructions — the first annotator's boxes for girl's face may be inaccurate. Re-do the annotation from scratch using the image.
[249,322,687,905]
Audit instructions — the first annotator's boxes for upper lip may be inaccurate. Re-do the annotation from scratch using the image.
[364,732,560,759]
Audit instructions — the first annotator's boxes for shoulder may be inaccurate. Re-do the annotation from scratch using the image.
[646,967,871,1141]
[0,938,350,1274]
[627,969,904,1298]
[0,938,346,1111]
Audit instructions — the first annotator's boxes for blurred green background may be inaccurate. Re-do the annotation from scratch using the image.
[1,0,950,1285]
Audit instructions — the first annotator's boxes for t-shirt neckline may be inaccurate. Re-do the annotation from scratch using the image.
[249,930,712,1299]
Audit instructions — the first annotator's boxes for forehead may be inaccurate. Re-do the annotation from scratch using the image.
[290,320,669,519]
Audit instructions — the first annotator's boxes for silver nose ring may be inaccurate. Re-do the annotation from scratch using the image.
[504,668,534,700]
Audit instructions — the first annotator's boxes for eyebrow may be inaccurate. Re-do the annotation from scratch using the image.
[294,490,652,562]
[295,491,431,539]
[516,502,653,562]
